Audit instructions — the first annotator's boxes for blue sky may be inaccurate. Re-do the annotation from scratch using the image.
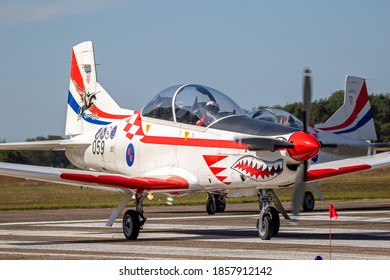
[1,0,389,141]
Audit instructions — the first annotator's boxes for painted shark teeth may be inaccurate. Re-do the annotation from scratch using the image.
[231,156,283,182]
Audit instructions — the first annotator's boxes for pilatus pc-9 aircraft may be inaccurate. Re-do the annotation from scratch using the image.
[1,41,389,240]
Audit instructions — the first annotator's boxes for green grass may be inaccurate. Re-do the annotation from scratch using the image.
[0,167,389,210]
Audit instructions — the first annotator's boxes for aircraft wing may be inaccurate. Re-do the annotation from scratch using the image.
[307,151,390,181]
[0,162,189,193]
[0,140,90,151]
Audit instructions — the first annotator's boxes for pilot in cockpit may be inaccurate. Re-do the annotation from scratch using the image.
[196,100,220,127]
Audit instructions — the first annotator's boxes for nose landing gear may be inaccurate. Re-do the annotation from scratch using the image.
[122,192,147,240]
[257,189,280,240]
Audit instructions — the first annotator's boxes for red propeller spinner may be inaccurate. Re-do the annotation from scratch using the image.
[287,131,320,161]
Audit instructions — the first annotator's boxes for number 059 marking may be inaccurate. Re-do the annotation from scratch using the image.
[92,139,105,155]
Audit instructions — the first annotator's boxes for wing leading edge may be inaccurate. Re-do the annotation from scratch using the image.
[0,140,90,151]
[307,151,390,181]
[0,162,189,193]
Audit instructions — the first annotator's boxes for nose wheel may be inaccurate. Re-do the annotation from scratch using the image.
[257,190,280,240]
[122,192,147,240]
[123,210,141,240]
[257,215,273,240]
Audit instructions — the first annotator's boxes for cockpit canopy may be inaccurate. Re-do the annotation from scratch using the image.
[248,108,303,130]
[142,84,246,127]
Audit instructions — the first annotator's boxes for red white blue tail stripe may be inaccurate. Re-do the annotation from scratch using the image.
[315,77,377,141]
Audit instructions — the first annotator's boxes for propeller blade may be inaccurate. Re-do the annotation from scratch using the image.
[292,162,306,216]
[303,160,308,181]
[269,190,291,220]
[320,141,372,149]
[292,68,314,216]
[234,136,294,151]
[309,183,325,201]
[302,68,312,133]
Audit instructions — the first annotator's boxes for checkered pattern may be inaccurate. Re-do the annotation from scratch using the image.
[123,112,144,140]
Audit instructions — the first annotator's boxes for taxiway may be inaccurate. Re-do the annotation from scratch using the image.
[0,200,389,260]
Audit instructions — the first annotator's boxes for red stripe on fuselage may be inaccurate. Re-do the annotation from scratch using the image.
[140,135,248,150]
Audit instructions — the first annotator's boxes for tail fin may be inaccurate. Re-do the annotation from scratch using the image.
[315,76,377,141]
[65,41,133,136]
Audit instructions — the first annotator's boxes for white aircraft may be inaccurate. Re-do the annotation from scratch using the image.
[1,41,389,240]
[248,75,389,211]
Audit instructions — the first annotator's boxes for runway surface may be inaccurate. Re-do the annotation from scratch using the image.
[0,199,389,260]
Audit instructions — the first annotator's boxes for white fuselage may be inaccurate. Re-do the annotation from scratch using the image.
[66,114,299,197]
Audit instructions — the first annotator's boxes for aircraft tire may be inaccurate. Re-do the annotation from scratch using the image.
[215,194,226,213]
[257,215,274,240]
[302,191,315,211]
[270,207,280,236]
[206,196,217,215]
[123,210,140,240]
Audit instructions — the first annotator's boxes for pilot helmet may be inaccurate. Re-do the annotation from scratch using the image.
[205,100,219,114]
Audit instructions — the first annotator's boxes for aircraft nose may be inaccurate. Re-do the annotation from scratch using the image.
[287,131,320,161]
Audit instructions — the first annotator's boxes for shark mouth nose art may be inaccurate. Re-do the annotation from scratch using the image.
[232,156,283,182]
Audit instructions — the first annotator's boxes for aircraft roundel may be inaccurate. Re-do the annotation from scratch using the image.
[95,128,102,140]
[110,126,117,139]
[126,143,135,167]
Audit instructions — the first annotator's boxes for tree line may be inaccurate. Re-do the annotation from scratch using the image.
[1,91,389,167]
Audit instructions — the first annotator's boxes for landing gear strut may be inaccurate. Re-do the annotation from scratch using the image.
[206,192,226,215]
[257,189,280,240]
[123,192,147,240]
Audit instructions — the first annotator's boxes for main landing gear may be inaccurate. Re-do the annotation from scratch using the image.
[122,192,147,240]
[204,190,282,240]
[257,189,280,240]
[206,192,226,215]
[118,190,288,240]
[302,191,315,211]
